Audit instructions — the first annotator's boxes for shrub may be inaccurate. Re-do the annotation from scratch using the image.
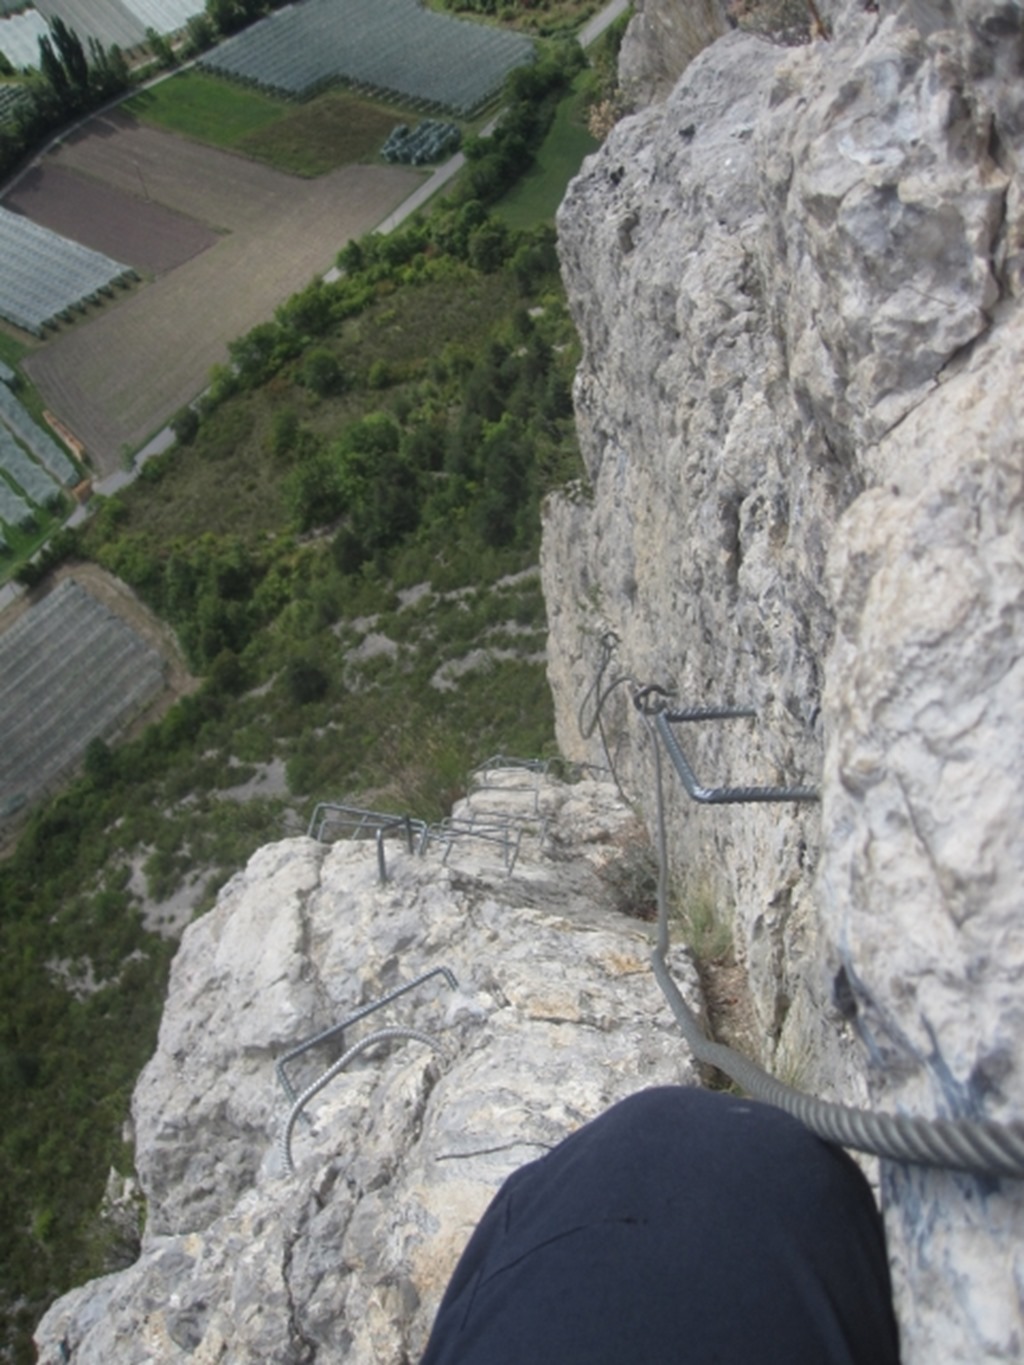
[301,348,345,397]
[171,405,199,446]
[269,407,299,458]
[285,656,329,705]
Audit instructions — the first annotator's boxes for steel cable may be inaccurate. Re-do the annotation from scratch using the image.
[576,630,637,800]
[281,1026,445,1174]
[641,704,1024,1180]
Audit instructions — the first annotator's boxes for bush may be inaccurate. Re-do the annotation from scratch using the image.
[171,405,199,446]
[285,656,329,705]
[269,407,299,458]
[367,359,393,390]
[301,348,344,397]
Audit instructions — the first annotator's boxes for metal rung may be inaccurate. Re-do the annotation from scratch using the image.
[421,818,525,874]
[650,707,818,805]
[276,965,458,1106]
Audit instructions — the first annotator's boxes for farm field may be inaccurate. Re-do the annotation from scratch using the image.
[494,73,599,228]
[126,76,414,177]
[19,113,422,475]
[4,164,219,276]
[122,72,289,153]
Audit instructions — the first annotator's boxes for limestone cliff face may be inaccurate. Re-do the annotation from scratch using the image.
[35,774,701,1363]
[618,0,728,105]
[32,6,1024,1360]
[544,2,1024,1360]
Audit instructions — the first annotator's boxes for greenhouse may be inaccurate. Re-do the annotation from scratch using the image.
[0,8,49,71]
[0,579,166,821]
[0,425,62,508]
[200,0,535,115]
[0,382,77,484]
[0,475,34,531]
[0,83,29,123]
[119,0,204,37]
[0,206,133,338]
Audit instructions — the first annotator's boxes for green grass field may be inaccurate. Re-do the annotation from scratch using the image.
[493,76,598,228]
[124,72,287,149]
[125,73,435,176]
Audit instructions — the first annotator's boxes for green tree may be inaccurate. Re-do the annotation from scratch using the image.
[171,406,199,445]
[337,236,367,274]
[88,38,130,99]
[468,219,510,274]
[301,348,344,398]
[278,280,333,339]
[510,224,559,294]
[285,657,329,706]
[228,322,288,389]
[146,27,176,69]
[37,35,70,110]
[50,17,89,92]
[83,738,116,789]
[285,450,345,531]
[206,0,248,35]
[269,407,299,458]
[183,13,216,55]
[474,413,531,547]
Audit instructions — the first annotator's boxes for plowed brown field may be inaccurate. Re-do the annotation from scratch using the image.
[5,163,219,275]
[19,112,422,476]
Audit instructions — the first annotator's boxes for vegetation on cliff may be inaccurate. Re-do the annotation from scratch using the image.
[0,39,596,1360]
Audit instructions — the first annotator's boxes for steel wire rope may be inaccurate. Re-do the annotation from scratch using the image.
[637,699,1024,1180]
[281,1026,445,1175]
[576,630,640,800]
[276,966,457,1105]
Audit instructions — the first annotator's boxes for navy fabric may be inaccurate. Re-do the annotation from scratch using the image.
[420,1087,901,1365]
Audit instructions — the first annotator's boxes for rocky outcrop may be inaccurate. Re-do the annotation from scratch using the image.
[544,2,1024,1360]
[33,4,1024,1360]
[618,0,728,106]
[35,773,702,1363]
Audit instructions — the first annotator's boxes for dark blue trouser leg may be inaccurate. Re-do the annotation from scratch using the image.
[421,1086,901,1365]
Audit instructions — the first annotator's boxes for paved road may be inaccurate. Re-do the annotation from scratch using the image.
[578,0,632,48]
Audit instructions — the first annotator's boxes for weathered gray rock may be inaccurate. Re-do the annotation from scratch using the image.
[34,3,1024,1359]
[821,306,1024,1363]
[36,773,702,1363]
[544,3,1024,1360]
[548,27,852,1095]
[618,0,728,107]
